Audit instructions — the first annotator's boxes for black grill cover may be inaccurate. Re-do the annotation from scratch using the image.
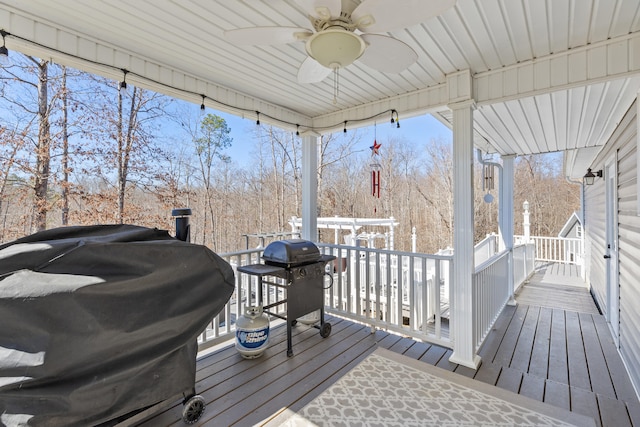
[0,224,235,427]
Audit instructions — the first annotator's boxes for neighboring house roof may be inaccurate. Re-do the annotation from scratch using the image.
[558,211,583,238]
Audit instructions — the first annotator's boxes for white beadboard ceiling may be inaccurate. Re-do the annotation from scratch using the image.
[1,0,640,178]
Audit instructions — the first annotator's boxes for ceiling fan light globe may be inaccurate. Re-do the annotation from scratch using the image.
[305,29,365,69]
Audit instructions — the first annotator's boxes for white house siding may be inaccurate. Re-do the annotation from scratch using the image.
[585,99,640,393]
[584,171,607,311]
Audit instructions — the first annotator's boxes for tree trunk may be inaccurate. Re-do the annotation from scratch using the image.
[33,59,50,232]
[61,66,70,225]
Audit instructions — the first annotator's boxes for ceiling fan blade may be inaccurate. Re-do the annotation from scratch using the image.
[224,27,313,45]
[352,0,456,33]
[359,34,417,73]
[295,0,342,19]
[297,56,332,83]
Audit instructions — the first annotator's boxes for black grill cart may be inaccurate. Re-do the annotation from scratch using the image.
[0,224,235,426]
[238,239,335,357]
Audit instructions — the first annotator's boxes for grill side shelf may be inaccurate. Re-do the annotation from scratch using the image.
[237,263,288,279]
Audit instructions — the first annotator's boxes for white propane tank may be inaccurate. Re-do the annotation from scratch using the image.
[235,305,269,359]
[298,310,320,325]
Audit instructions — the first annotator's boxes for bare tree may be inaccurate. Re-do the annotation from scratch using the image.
[192,113,232,249]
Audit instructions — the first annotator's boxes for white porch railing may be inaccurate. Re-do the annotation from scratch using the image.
[474,233,500,266]
[197,245,454,351]
[317,244,453,347]
[513,242,536,292]
[515,235,583,265]
[198,238,537,358]
[472,242,536,351]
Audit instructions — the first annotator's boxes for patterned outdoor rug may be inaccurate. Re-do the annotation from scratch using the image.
[272,348,595,427]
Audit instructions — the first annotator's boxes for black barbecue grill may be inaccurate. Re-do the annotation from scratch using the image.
[238,239,335,357]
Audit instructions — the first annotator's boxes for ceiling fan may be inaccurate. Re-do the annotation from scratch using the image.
[224,0,457,84]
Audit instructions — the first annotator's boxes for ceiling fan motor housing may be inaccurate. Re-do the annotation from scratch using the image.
[305,28,366,69]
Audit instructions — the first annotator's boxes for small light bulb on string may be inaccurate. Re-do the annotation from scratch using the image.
[392,110,400,128]
[343,121,347,134]
[256,111,260,126]
[200,95,206,116]
[296,125,300,136]
[0,30,9,65]
[119,69,129,96]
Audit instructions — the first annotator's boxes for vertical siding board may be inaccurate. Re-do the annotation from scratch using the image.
[618,133,640,396]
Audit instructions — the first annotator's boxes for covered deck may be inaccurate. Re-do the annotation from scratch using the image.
[124,263,638,427]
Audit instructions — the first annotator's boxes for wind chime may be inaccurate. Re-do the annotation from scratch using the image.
[483,163,495,203]
[370,127,382,213]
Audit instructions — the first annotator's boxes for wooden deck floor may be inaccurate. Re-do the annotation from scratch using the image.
[129,263,640,427]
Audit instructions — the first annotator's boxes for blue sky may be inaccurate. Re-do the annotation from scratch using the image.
[192,109,453,164]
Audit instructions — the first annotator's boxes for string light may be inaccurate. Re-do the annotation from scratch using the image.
[391,110,400,128]
[200,94,206,116]
[296,125,300,136]
[0,30,8,64]
[119,69,128,95]
[0,30,403,135]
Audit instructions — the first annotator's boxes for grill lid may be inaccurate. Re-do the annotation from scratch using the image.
[262,239,321,267]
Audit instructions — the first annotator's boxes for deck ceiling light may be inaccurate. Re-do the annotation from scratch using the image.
[583,168,602,185]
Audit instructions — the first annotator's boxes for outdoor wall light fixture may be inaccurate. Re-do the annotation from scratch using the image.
[0,30,8,64]
[583,168,602,185]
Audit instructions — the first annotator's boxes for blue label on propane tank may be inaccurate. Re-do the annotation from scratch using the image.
[237,327,269,349]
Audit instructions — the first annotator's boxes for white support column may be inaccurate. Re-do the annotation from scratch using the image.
[301,134,319,241]
[501,155,516,306]
[448,100,481,369]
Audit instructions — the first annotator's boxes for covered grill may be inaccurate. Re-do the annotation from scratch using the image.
[238,239,335,356]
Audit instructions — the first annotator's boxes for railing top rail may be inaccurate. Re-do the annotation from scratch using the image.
[219,247,264,258]
[516,235,582,242]
[474,249,509,274]
[317,242,454,260]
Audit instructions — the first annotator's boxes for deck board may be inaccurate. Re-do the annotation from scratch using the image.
[496,366,523,393]
[570,386,602,427]
[566,310,592,390]
[492,303,527,366]
[132,263,638,427]
[510,305,540,373]
[580,312,617,399]
[520,373,545,401]
[592,315,639,402]
[544,379,571,410]
[598,394,633,427]
[548,308,570,384]
[528,306,552,378]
